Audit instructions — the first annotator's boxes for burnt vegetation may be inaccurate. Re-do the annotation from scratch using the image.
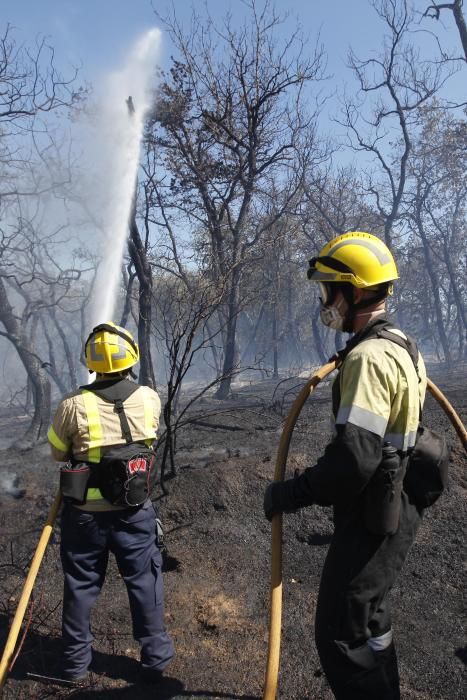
[0,1,466,698]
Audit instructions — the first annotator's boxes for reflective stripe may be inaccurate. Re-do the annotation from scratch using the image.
[77,386,157,502]
[385,430,418,452]
[143,389,154,441]
[86,487,104,501]
[337,338,423,450]
[81,390,104,499]
[335,407,417,451]
[89,340,105,362]
[368,629,393,652]
[328,238,392,265]
[141,389,155,447]
[111,336,128,360]
[335,404,388,437]
[81,390,103,463]
[47,426,70,453]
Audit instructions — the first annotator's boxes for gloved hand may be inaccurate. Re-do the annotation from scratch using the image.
[263,480,297,522]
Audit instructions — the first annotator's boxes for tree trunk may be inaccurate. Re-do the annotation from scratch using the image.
[206,318,222,374]
[128,213,156,389]
[415,214,452,362]
[40,316,68,395]
[272,305,279,379]
[240,304,265,364]
[311,306,327,364]
[49,309,78,390]
[0,278,51,441]
[215,268,241,399]
[442,239,467,349]
[453,0,467,61]
[120,264,137,327]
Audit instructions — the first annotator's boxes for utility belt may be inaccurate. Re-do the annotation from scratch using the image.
[60,442,157,508]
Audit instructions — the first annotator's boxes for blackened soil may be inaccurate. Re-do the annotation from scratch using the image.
[0,367,465,699]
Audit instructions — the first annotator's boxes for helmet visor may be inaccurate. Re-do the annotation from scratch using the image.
[318,282,337,306]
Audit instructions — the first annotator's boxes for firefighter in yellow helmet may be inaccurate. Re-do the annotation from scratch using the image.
[308,231,399,332]
[264,232,427,699]
[48,322,174,685]
[83,321,140,374]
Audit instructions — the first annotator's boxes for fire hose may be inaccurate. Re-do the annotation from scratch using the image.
[263,362,467,700]
[0,370,465,694]
[0,491,62,690]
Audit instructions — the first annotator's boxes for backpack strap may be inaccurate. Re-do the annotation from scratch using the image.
[332,316,423,421]
[333,317,396,363]
[374,327,420,379]
[112,398,133,444]
[80,378,140,445]
[334,317,419,371]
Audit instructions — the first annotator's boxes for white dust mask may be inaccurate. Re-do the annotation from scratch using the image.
[319,297,346,330]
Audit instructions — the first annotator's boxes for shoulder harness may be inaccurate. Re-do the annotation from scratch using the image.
[80,378,140,445]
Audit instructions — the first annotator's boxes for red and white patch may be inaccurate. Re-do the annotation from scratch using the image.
[128,457,148,474]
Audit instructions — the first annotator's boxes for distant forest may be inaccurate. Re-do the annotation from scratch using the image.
[0,1,465,456]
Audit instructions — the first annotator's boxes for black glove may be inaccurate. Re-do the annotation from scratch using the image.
[263,480,297,522]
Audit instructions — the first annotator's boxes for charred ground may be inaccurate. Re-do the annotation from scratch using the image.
[0,366,466,700]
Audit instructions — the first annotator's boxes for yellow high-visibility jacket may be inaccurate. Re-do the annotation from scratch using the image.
[48,379,161,510]
[291,326,427,508]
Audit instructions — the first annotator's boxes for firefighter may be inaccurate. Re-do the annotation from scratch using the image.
[47,322,174,684]
[264,232,427,700]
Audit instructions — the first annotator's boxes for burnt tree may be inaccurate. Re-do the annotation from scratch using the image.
[147,0,326,398]
[0,278,51,440]
[424,0,467,62]
[0,26,81,439]
[128,198,156,389]
[340,0,449,248]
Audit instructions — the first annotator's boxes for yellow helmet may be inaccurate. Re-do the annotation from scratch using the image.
[84,322,139,374]
[307,231,399,288]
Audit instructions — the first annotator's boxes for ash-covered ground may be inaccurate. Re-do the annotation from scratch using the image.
[0,366,465,700]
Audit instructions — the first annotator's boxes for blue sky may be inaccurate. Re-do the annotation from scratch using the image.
[4,0,463,94]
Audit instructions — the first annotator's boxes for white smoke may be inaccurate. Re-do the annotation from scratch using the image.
[0,471,25,499]
[77,29,161,328]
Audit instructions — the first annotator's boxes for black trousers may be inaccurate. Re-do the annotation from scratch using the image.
[315,493,422,699]
[60,500,174,679]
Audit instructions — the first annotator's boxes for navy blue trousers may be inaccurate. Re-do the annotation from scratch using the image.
[60,500,174,678]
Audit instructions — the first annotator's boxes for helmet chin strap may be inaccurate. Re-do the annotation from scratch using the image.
[354,309,386,320]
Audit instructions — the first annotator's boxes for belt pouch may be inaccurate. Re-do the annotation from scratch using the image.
[60,462,91,504]
[364,443,405,535]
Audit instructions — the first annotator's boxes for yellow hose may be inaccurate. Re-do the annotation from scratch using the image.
[0,491,62,690]
[263,360,338,700]
[0,377,465,695]
[263,367,466,700]
[427,378,467,450]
